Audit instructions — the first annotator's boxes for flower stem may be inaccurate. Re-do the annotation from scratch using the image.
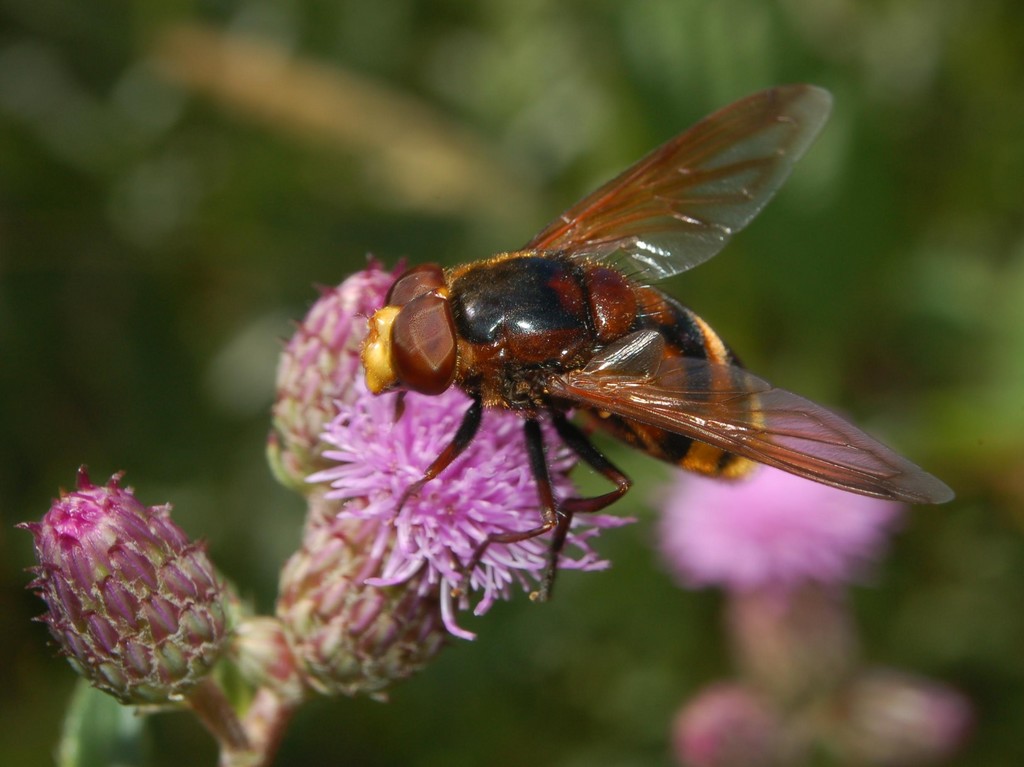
[186,677,249,753]
[233,689,299,767]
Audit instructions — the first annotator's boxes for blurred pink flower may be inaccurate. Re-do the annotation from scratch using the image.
[838,668,973,765]
[671,682,784,767]
[658,467,904,591]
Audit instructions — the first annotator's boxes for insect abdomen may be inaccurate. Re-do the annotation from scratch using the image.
[593,285,754,478]
[630,285,736,365]
[585,413,752,478]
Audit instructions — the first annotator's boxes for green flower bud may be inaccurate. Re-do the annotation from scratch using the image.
[276,491,446,698]
[268,259,402,491]
[231,617,305,704]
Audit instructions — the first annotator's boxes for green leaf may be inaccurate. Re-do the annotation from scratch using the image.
[58,680,150,767]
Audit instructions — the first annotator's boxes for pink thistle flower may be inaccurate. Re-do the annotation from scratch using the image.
[658,466,904,591]
[309,378,630,639]
[272,264,452,692]
[274,263,630,655]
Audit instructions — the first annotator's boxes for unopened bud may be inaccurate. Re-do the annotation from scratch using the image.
[231,617,305,704]
[276,492,446,698]
[836,668,972,765]
[268,259,401,490]
[672,683,786,767]
[21,468,227,705]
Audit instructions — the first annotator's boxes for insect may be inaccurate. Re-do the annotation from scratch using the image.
[361,84,953,600]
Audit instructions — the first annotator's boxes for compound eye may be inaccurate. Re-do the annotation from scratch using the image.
[392,292,457,395]
[386,264,446,306]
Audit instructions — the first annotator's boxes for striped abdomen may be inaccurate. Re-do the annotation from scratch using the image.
[584,284,754,478]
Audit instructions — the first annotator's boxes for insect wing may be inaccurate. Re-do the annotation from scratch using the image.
[548,331,953,504]
[525,85,832,282]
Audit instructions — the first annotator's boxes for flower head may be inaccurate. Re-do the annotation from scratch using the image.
[273,263,630,662]
[309,379,629,639]
[268,258,404,490]
[21,468,227,704]
[276,492,448,697]
[658,467,903,591]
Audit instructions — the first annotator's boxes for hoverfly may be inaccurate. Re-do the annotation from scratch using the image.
[361,85,953,600]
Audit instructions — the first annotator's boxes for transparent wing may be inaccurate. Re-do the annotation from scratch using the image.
[525,85,832,281]
[548,332,953,504]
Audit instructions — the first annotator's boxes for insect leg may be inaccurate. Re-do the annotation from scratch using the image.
[518,413,633,602]
[551,413,632,513]
[460,417,563,600]
[397,394,482,511]
[392,390,407,423]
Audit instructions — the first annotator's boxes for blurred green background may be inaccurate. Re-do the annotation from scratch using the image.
[2,1,1022,765]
